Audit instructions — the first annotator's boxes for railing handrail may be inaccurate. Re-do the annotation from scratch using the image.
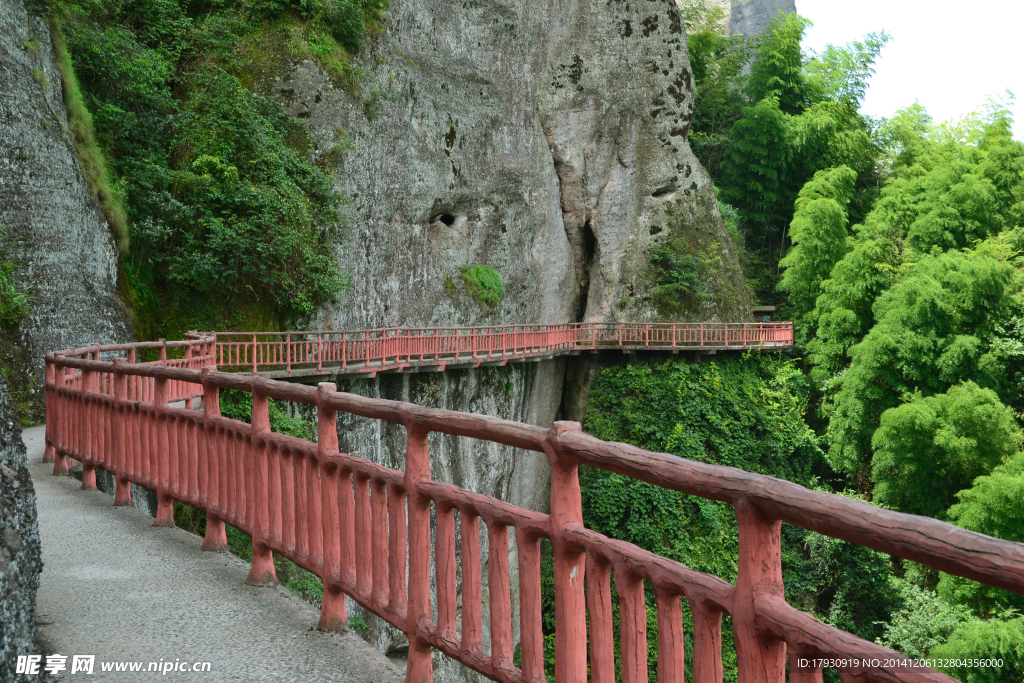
[42,342,1015,682]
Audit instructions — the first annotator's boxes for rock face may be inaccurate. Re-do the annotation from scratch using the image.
[706,0,798,35]
[0,0,134,420]
[0,375,43,682]
[267,0,751,673]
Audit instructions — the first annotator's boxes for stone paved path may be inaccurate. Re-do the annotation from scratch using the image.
[24,426,404,683]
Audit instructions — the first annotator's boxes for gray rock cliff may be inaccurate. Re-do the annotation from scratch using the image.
[0,0,133,420]
[705,0,797,35]
[266,0,751,673]
[0,375,42,682]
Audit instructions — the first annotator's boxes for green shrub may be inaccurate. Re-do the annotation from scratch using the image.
[0,262,31,325]
[648,241,705,314]
[460,264,504,307]
[931,615,1024,682]
[0,228,31,325]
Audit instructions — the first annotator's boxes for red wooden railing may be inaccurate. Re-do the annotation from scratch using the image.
[44,337,1024,683]
[208,322,794,376]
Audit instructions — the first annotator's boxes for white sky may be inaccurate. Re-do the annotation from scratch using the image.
[797,0,1024,137]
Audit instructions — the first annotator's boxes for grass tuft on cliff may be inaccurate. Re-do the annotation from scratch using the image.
[460,264,504,308]
[51,31,129,253]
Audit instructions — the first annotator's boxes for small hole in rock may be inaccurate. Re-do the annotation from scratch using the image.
[652,184,677,200]
[650,225,663,235]
[431,214,456,226]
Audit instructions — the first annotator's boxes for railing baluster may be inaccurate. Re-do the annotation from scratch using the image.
[435,504,458,640]
[690,599,724,683]
[387,482,408,614]
[201,371,228,551]
[488,523,512,668]
[544,421,588,682]
[586,554,615,683]
[317,382,346,631]
[405,426,432,680]
[518,531,545,683]
[371,477,389,610]
[354,473,372,598]
[247,390,278,586]
[460,509,483,654]
[656,589,685,683]
[616,569,648,683]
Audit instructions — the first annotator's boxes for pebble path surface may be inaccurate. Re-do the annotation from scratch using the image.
[24,426,404,682]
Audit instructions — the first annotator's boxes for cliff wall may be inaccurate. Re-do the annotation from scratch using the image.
[0,0,134,422]
[268,0,750,672]
[705,0,797,35]
[0,375,42,683]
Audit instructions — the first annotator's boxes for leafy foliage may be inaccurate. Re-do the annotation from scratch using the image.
[931,615,1024,682]
[825,240,1023,479]
[937,452,1024,615]
[580,356,895,680]
[877,582,976,659]
[870,382,1022,518]
[777,165,857,330]
[648,242,705,315]
[47,0,387,336]
[719,14,883,266]
[0,229,31,325]
[218,388,316,440]
[460,264,504,308]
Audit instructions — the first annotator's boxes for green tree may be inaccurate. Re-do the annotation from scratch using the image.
[931,616,1024,682]
[878,582,975,659]
[721,16,884,264]
[778,165,857,330]
[870,382,1021,518]
[746,13,810,115]
[720,96,794,244]
[937,451,1024,615]
[825,241,1021,479]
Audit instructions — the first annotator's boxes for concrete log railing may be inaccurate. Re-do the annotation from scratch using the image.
[209,322,795,376]
[43,340,1024,683]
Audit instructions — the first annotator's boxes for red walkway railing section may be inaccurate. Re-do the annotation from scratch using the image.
[209,322,794,376]
[44,337,1024,683]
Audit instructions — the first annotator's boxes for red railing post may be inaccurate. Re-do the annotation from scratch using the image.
[252,334,258,375]
[405,424,433,681]
[112,358,132,507]
[43,358,56,464]
[200,368,228,552]
[341,331,347,369]
[50,354,70,475]
[153,373,175,527]
[734,499,785,683]
[286,333,291,373]
[317,333,323,373]
[79,348,99,491]
[317,382,347,632]
[545,421,587,683]
[246,388,278,586]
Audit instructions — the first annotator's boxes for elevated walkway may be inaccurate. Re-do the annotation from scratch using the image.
[25,425,403,682]
[207,322,795,382]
